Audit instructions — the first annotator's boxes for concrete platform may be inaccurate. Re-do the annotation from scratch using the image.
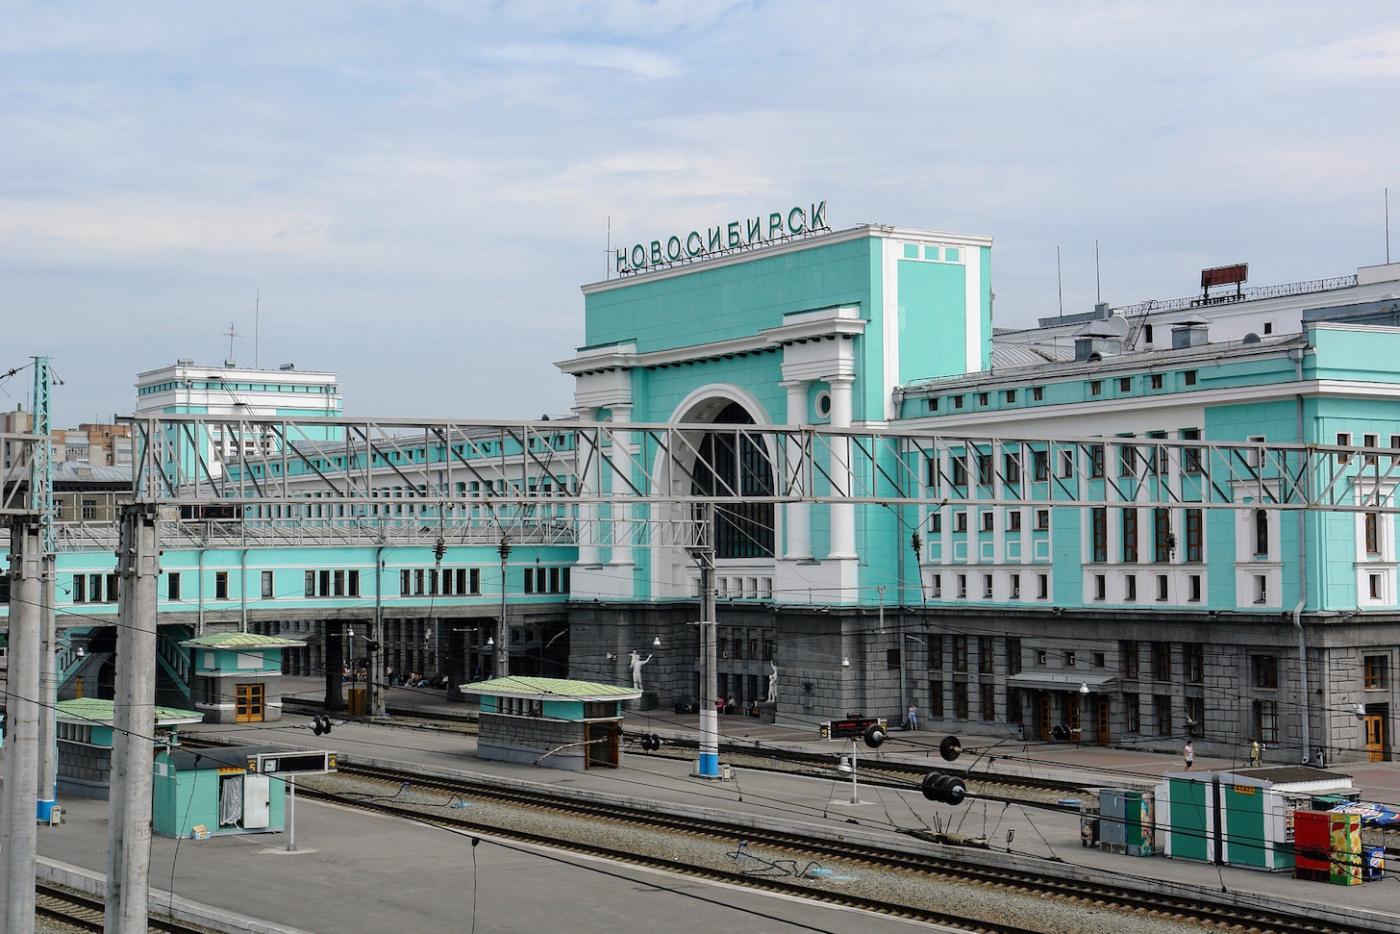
[179,711,1400,925]
[38,794,936,934]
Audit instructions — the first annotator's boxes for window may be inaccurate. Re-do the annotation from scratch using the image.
[928,397,938,412]
[1364,434,1379,465]
[1035,509,1050,531]
[1156,574,1168,601]
[167,573,181,601]
[1364,655,1389,689]
[1089,443,1105,478]
[523,571,534,594]
[1094,574,1106,600]
[1154,695,1173,736]
[982,574,993,598]
[1151,642,1171,681]
[1263,321,1272,335]
[1125,575,1137,602]
[215,572,229,600]
[1365,513,1381,556]
[930,573,942,598]
[1059,449,1075,478]
[1153,508,1172,562]
[1032,386,1044,401]
[1122,508,1139,563]
[1065,650,1077,667]
[953,683,969,720]
[1337,432,1351,465]
[1255,574,1268,604]
[1121,641,1139,679]
[952,457,968,487]
[1124,693,1140,733]
[1183,696,1204,737]
[929,636,944,670]
[1035,649,1048,666]
[1188,574,1202,602]
[1185,509,1203,562]
[977,453,993,486]
[106,574,118,602]
[1252,655,1278,689]
[977,392,989,406]
[1093,651,1105,668]
[1119,377,1132,392]
[886,648,902,670]
[927,456,940,489]
[1150,374,1163,389]
[472,568,483,593]
[956,574,967,598]
[261,571,274,599]
[980,511,994,532]
[1033,450,1049,481]
[81,498,97,520]
[1004,453,1021,485]
[1254,510,1269,558]
[1183,370,1197,386]
[1089,380,1102,397]
[1185,643,1203,683]
[1144,324,1154,343]
[1004,389,1016,403]
[73,574,86,603]
[1007,638,1022,674]
[979,637,994,673]
[1090,508,1107,562]
[1119,443,1136,477]
[1010,573,1021,599]
[930,513,942,533]
[1182,429,1202,474]
[980,683,996,721]
[306,571,317,598]
[1037,574,1049,599]
[929,681,945,718]
[1008,511,1022,532]
[953,395,964,409]
[955,511,968,533]
[348,569,360,597]
[953,636,968,672]
[1254,699,1279,744]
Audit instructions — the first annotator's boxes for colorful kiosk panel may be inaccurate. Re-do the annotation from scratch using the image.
[1156,767,1353,871]
[1097,789,1156,856]
[55,697,203,800]
[181,631,303,724]
[153,744,288,838]
[461,677,641,772]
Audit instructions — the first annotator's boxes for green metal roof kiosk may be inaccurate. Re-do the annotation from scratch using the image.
[461,677,641,772]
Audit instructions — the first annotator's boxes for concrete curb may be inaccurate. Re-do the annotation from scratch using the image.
[36,857,311,934]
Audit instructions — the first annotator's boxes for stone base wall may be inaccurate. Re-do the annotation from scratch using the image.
[57,741,111,799]
[477,713,588,770]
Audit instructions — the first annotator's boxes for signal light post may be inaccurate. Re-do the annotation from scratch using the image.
[691,503,720,779]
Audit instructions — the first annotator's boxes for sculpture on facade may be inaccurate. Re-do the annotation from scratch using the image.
[629,650,652,691]
[767,660,779,704]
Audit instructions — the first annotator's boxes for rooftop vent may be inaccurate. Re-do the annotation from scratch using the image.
[176,358,193,366]
[279,363,296,370]
[1171,315,1210,349]
[1073,313,1129,361]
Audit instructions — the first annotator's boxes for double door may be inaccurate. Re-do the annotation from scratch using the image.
[1364,709,1388,762]
[235,683,266,723]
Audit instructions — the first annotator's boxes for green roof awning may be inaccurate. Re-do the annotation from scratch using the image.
[56,697,204,727]
[180,632,303,650]
[459,676,641,703]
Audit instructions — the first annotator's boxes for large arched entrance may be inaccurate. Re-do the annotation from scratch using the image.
[690,401,775,559]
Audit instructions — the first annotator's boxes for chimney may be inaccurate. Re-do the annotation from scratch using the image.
[1171,315,1210,349]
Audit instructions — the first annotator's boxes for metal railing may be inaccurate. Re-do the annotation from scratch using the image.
[1113,275,1359,320]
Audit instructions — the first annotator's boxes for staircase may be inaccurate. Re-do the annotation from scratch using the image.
[157,626,194,704]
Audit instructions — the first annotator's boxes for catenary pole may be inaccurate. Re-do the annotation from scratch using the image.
[694,502,720,779]
[31,356,58,825]
[2,519,43,934]
[105,503,161,934]
[496,537,511,677]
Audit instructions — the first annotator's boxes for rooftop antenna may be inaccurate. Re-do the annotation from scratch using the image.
[223,321,240,367]
[1387,187,1391,265]
[1095,239,1102,305]
[605,215,612,280]
[254,289,260,369]
[1056,245,1064,320]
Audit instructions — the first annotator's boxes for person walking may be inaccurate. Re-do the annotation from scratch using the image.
[1183,739,1195,770]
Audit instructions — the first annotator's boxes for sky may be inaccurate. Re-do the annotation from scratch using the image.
[3,2,1399,426]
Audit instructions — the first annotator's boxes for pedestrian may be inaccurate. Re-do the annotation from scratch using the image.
[1249,737,1261,767]
[905,703,919,732]
[1183,739,1194,770]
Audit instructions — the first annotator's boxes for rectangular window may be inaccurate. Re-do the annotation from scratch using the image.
[1145,324,1154,343]
[1090,508,1107,562]
[1093,651,1105,668]
[928,636,944,671]
[1152,641,1171,681]
[956,574,967,598]
[334,569,346,597]
[953,395,964,409]
[1010,573,1021,599]
[73,574,86,603]
[261,571,273,599]
[306,571,317,598]
[105,574,118,602]
[954,512,967,533]
[1037,574,1049,599]
[1185,696,1204,737]
[1364,655,1389,689]
[953,636,968,672]
[1007,638,1022,674]
[1183,370,1197,386]
[1004,453,1021,485]
[1089,380,1102,397]
[81,498,97,520]
[1150,373,1163,389]
[1125,574,1137,602]
[953,682,969,720]
[976,453,993,486]
[1365,513,1380,556]
[1189,574,1202,602]
[414,569,425,596]
[1337,432,1351,465]
[1119,443,1136,477]
[928,397,938,412]
[1185,509,1203,562]
[1364,433,1379,465]
[348,569,360,598]
[215,572,229,600]
[980,683,996,721]
[1033,450,1049,481]
[1124,693,1140,733]
[1254,509,1270,558]
[928,681,944,718]
[980,511,994,532]
[1089,443,1105,478]
[1093,574,1106,600]
[979,636,994,673]
[523,570,534,594]
[1252,655,1278,689]
[1185,643,1203,683]
[1065,650,1077,667]
[952,457,968,487]
[550,568,561,593]
[1036,649,1047,666]
[1035,509,1050,531]
[1155,695,1173,736]
[930,572,942,598]
[885,648,902,670]
[1254,699,1279,744]
[1181,428,1202,474]
[926,456,940,489]
[1059,449,1075,478]
[982,574,993,598]
[1032,386,1044,401]
[1122,508,1139,563]
[1004,389,1016,403]
[167,573,181,601]
[1119,376,1132,392]
[977,392,989,406]
[1156,574,1168,602]
[930,513,942,533]
[1121,640,1139,679]
[320,569,331,596]
[1008,510,1022,532]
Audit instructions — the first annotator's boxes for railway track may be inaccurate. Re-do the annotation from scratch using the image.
[35,881,212,933]
[303,760,1375,934]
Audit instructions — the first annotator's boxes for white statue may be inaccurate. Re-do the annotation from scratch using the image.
[629,651,652,691]
[766,661,779,704]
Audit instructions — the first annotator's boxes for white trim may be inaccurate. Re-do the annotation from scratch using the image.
[883,238,899,419]
[965,245,981,373]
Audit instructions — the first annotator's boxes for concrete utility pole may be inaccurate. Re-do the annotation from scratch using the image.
[370,544,386,717]
[495,538,511,677]
[31,356,59,824]
[2,518,43,934]
[693,502,720,779]
[105,504,162,934]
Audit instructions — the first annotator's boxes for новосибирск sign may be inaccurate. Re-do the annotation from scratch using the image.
[616,201,829,275]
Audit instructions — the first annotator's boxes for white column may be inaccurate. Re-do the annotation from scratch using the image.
[609,404,633,567]
[827,377,856,560]
[783,381,811,560]
[574,406,600,566]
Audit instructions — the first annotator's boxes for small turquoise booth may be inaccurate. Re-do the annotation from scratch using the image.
[56,697,203,800]
[154,744,288,839]
[182,631,303,724]
[461,677,640,771]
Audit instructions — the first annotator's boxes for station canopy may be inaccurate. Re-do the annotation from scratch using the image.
[180,632,305,650]
[460,676,641,703]
[56,697,203,727]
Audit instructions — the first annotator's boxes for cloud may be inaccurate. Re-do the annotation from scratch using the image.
[485,41,682,80]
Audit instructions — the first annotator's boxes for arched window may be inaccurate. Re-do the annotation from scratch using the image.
[1253,509,1268,558]
[690,402,775,559]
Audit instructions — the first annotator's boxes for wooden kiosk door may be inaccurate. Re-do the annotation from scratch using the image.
[1096,697,1111,746]
[1066,694,1082,743]
[1037,693,1052,741]
[1364,711,1387,762]
[586,722,620,768]
[235,683,265,723]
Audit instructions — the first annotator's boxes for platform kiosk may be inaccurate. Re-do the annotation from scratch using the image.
[461,677,641,772]
[55,697,203,800]
[182,631,304,724]
[153,744,298,838]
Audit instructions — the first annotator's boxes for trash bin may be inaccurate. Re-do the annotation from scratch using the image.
[1364,846,1385,882]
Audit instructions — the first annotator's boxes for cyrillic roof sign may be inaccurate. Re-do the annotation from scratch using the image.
[616,201,829,275]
